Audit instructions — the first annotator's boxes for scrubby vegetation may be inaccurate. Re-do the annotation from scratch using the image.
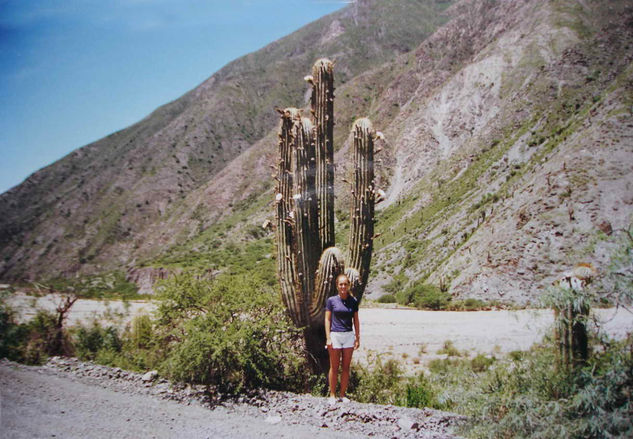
[41,270,140,300]
[1,272,312,394]
[345,322,632,438]
[2,226,631,438]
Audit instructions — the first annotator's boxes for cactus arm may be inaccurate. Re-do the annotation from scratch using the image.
[310,246,345,325]
[311,58,335,251]
[290,117,320,326]
[345,267,361,299]
[275,108,301,325]
[347,118,376,303]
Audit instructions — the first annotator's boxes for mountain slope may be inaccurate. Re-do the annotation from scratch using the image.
[367,0,633,304]
[2,0,632,307]
[134,0,633,305]
[0,0,454,281]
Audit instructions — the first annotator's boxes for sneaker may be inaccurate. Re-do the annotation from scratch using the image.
[328,396,337,406]
[340,397,351,403]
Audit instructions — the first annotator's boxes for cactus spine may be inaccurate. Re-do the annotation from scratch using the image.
[274,59,379,371]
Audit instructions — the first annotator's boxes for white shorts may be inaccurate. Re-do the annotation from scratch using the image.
[329,331,355,349]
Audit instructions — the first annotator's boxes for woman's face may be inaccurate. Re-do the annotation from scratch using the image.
[337,276,350,296]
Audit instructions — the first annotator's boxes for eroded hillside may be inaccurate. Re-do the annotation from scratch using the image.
[0,0,454,281]
[2,0,632,306]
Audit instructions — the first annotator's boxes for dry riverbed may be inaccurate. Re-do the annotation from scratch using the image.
[6,293,633,374]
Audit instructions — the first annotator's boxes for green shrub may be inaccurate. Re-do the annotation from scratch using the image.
[428,357,463,374]
[155,271,308,393]
[470,353,495,372]
[74,323,122,361]
[397,281,451,309]
[449,297,489,311]
[405,374,438,408]
[383,274,407,295]
[129,314,153,349]
[349,354,405,405]
[22,310,73,364]
[455,336,633,439]
[376,293,396,303]
[437,340,462,357]
[0,300,28,361]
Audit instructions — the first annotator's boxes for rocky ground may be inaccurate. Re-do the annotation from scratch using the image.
[0,357,463,439]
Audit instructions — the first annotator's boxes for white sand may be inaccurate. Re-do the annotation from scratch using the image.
[356,307,633,372]
[5,293,156,327]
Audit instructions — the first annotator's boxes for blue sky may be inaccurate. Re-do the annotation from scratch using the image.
[0,0,346,194]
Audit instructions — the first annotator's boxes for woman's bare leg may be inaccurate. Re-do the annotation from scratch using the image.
[339,347,354,398]
[328,346,341,397]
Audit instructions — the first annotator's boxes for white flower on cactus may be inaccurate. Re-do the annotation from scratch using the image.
[375,189,386,203]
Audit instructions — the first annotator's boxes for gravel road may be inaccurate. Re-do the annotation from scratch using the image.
[0,359,461,439]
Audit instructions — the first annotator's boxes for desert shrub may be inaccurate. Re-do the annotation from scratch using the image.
[129,314,153,349]
[455,335,633,439]
[154,271,308,393]
[0,299,28,361]
[21,310,73,364]
[383,273,407,295]
[397,281,451,309]
[46,271,140,299]
[470,353,495,372]
[376,293,397,303]
[405,374,440,408]
[437,340,462,357]
[74,323,122,361]
[349,354,405,405]
[449,297,489,311]
[428,357,463,374]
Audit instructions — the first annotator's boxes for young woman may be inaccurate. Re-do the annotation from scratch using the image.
[324,273,360,404]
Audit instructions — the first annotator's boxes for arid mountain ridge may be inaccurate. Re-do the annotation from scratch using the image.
[1,0,632,305]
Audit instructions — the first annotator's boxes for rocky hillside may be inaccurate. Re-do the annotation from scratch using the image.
[0,0,453,282]
[2,0,632,306]
[369,0,633,305]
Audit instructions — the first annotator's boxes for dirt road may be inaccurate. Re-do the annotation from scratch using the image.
[0,362,355,439]
[0,359,459,439]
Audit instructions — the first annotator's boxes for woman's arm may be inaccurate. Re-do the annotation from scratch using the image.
[325,310,332,346]
[353,311,360,350]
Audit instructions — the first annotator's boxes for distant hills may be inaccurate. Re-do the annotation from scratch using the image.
[2,0,632,305]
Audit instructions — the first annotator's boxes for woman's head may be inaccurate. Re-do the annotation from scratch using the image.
[336,274,351,296]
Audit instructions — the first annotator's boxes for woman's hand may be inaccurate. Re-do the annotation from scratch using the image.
[326,337,332,347]
[354,337,360,350]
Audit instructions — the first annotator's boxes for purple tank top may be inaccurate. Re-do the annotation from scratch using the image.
[326,295,358,332]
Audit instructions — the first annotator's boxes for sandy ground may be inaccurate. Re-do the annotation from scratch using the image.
[356,307,633,372]
[6,293,157,327]
[6,293,633,373]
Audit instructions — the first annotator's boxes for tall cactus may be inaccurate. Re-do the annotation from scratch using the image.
[274,59,380,372]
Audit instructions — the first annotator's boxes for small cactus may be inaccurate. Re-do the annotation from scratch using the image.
[274,59,380,371]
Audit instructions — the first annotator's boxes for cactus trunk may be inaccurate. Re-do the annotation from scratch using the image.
[290,117,320,327]
[276,108,300,321]
[347,118,375,302]
[312,59,335,251]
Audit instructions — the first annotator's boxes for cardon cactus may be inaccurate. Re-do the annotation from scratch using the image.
[274,59,380,371]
